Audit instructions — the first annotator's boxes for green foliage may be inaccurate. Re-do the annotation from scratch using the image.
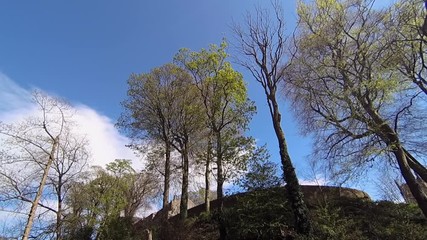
[63,160,157,239]
[146,190,427,240]
[63,227,93,240]
[220,134,257,181]
[289,0,427,207]
[312,203,366,240]
[309,199,427,240]
[223,188,293,240]
[118,63,192,142]
[63,168,128,238]
[236,145,282,191]
[174,40,256,202]
[106,159,135,177]
[98,217,138,240]
[174,40,255,132]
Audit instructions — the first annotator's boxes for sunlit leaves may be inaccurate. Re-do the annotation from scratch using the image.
[288,0,427,187]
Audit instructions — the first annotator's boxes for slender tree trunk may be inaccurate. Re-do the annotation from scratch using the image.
[180,142,189,220]
[268,93,312,235]
[163,141,171,210]
[216,131,224,200]
[56,178,63,240]
[205,137,212,213]
[23,137,59,240]
[216,131,227,240]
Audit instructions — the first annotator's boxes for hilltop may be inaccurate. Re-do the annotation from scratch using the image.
[133,186,427,240]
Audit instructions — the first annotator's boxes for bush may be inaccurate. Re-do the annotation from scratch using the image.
[98,217,138,240]
[223,187,294,240]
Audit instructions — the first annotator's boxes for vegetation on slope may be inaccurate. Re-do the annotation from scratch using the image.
[146,187,427,240]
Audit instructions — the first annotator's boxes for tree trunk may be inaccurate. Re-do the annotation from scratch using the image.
[359,97,427,218]
[180,142,189,220]
[163,141,171,211]
[205,137,212,213]
[56,177,63,240]
[216,131,227,240]
[23,137,59,240]
[216,131,224,200]
[394,146,427,217]
[269,93,312,235]
[404,148,427,183]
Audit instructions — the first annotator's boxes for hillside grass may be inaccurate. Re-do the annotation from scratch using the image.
[152,187,427,240]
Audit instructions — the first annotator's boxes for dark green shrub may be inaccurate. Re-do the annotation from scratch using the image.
[223,187,294,240]
[98,217,138,240]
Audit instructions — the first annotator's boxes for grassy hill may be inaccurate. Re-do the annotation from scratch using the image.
[135,186,427,240]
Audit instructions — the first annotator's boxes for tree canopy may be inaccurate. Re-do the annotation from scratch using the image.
[286,0,427,217]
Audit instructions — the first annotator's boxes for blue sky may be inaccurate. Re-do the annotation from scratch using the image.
[0,0,386,198]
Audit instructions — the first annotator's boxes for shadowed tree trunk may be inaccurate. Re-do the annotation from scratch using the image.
[205,137,212,213]
[270,92,311,233]
[362,101,427,216]
[180,142,189,220]
[163,141,171,211]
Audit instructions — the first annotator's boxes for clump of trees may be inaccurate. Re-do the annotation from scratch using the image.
[118,42,255,219]
[118,41,258,239]
[232,0,427,235]
[63,159,158,239]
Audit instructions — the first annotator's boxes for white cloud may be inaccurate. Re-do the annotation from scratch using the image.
[299,175,328,186]
[73,105,143,169]
[0,72,141,170]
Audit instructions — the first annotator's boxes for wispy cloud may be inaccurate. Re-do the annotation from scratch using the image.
[0,73,33,121]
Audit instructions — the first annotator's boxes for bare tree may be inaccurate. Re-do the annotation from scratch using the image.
[233,1,312,235]
[0,91,88,239]
[47,130,89,240]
